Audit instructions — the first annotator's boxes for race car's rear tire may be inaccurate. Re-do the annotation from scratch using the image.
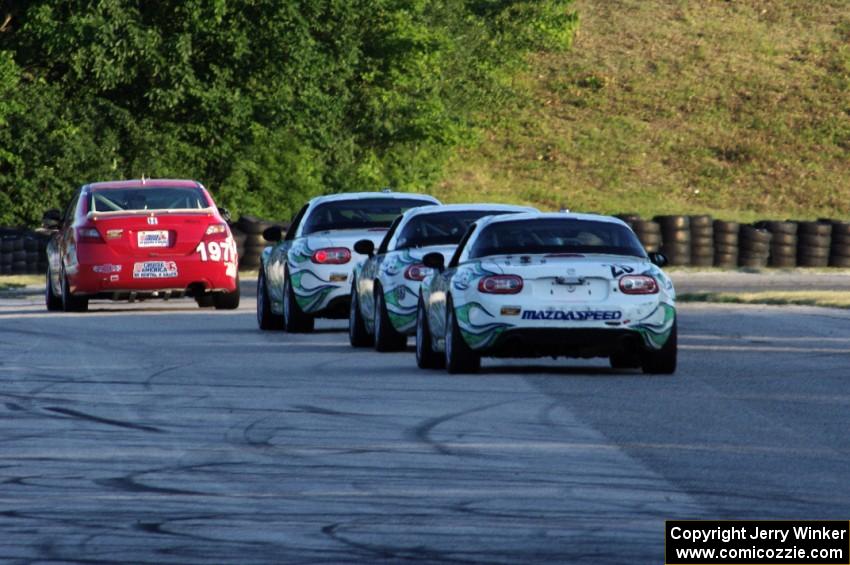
[374,289,406,352]
[609,352,640,369]
[45,265,62,312]
[349,284,373,347]
[214,280,240,310]
[416,297,444,369]
[283,273,314,333]
[61,271,88,312]
[195,294,215,308]
[640,320,677,375]
[445,300,480,374]
[257,269,283,329]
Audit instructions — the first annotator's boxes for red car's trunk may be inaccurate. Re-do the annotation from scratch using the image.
[91,212,214,258]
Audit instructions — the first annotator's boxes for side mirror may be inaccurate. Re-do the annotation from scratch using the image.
[263,226,283,242]
[218,207,232,223]
[422,252,445,272]
[42,209,62,230]
[353,239,375,257]
[648,252,668,267]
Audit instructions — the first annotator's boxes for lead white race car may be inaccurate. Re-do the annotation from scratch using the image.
[348,203,535,351]
[257,191,439,332]
[415,212,677,374]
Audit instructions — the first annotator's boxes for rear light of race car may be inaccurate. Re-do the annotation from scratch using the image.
[618,275,659,294]
[312,247,351,264]
[404,263,432,281]
[77,225,104,243]
[205,223,228,238]
[478,274,523,294]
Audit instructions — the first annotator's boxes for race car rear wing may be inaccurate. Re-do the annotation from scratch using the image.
[87,207,217,220]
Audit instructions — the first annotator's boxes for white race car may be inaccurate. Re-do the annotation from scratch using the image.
[257,191,439,332]
[348,204,536,350]
[416,212,677,373]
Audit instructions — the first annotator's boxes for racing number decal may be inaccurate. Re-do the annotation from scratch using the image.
[196,239,237,262]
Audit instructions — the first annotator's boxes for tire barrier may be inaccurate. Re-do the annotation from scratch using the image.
[755,220,797,268]
[823,220,850,268]
[0,228,49,275]
[630,220,661,253]
[713,220,739,268]
[231,215,289,270]
[738,225,771,268]
[796,221,831,267]
[653,215,691,266]
[689,215,714,267]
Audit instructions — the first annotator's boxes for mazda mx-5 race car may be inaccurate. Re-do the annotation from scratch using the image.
[415,212,677,374]
[348,203,536,351]
[44,179,240,312]
[257,191,439,332]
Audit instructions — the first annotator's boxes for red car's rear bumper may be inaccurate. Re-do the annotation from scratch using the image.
[68,245,238,295]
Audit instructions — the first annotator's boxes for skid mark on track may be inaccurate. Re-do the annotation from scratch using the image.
[404,399,523,457]
[45,407,164,433]
[95,477,204,497]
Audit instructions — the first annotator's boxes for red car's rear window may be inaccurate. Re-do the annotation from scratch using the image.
[89,187,210,213]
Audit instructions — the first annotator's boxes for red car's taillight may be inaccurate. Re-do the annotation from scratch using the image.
[77,226,104,243]
[478,275,523,294]
[618,275,659,294]
[312,247,351,264]
[404,263,432,281]
[205,223,228,238]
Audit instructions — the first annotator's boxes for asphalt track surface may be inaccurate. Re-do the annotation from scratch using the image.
[1,288,849,563]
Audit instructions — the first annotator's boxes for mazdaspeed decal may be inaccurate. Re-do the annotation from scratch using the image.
[521,310,622,321]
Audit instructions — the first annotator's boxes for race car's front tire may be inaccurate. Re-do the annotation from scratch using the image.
[61,271,88,313]
[373,288,406,352]
[45,266,62,311]
[416,297,444,369]
[283,273,314,333]
[445,300,480,374]
[195,294,214,308]
[257,269,283,329]
[349,285,373,347]
[640,320,677,375]
[213,282,240,310]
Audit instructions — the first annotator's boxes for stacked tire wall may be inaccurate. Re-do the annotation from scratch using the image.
[230,215,289,271]
[654,215,691,266]
[826,220,850,268]
[713,220,739,268]
[689,215,714,267]
[613,214,850,269]
[0,228,49,275]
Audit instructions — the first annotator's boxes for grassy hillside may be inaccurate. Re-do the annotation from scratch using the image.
[435,0,850,222]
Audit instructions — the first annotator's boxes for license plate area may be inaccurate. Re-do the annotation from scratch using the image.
[133,261,178,279]
[533,278,609,301]
[137,230,170,248]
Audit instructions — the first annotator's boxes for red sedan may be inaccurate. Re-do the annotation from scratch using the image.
[44,179,240,312]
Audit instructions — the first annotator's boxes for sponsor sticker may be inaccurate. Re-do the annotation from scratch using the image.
[521,309,622,321]
[138,230,169,248]
[133,261,178,279]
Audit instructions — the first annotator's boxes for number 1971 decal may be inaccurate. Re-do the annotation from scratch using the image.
[196,238,238,262]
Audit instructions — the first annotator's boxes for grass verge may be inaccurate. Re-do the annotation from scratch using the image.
[436,0,850,221]
[0,275,43,291]
[679,291,850,309]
